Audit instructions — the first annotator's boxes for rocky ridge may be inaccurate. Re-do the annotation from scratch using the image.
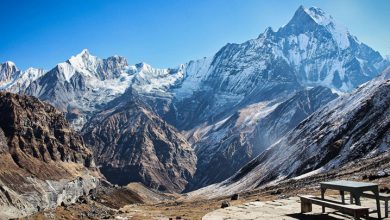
[82,89,196,192]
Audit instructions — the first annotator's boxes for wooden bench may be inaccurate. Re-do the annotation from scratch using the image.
[300,195,369,220]
[360,191,390,218]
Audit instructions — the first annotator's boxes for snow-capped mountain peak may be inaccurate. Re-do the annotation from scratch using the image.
[305,6,350,49]
[302,6,334,26]
[80,48,90,55]
[68,49,95,64]
[0,61,45,92]
[283,6,350,49]
[0,61,19,83]
[135,62,153,72]
[66,49,100,78]
[20,67,45,80]
[3,61,16,68]
[291,5,339,27]
[1,61,18,72]
[54,49,130,82]
[257,27,275,39]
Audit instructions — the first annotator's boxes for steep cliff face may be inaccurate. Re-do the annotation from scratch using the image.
[82,90,196,193]
[0,92,99,219]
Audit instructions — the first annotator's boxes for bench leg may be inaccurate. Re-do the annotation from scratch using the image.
[353,211,362,220]
[350,192,354,204]
[365,210,369,220]
[301,199,312,213]
[354,194,361,206]
[321,188,326,213]
[355,210,369,220]
[373,189,381,219]
[340,190,345,204]
[385,200,388,218]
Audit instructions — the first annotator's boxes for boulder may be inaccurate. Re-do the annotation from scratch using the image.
[221,200,230,208]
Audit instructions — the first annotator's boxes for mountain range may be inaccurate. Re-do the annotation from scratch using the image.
[0,6,389,215]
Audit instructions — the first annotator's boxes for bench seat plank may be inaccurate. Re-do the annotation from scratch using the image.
[300,196,369,210]
[300,195,369,219]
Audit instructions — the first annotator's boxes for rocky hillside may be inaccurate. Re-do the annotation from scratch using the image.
[191,68,390,197]
[186,86,338,190]
[82,89,196,192]
[250,86,339,150]
[0,92,100,219]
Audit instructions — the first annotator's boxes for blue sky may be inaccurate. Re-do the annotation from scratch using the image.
[1,0,389,70]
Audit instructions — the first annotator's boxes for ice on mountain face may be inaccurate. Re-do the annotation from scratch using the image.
[173,57,213,99]
[0,61,18,83]
[131,62,184,95]
[191,101,279,149]
[57,62,76,81]
[303,6,350,49]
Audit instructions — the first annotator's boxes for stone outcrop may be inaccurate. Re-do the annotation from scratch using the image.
[0,92,100,219]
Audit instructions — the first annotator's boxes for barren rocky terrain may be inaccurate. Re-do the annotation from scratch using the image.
[0,92,100,219]
[24,149,390,219]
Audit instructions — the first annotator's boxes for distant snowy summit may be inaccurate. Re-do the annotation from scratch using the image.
[0,61,45,93]
[235,5,387,92]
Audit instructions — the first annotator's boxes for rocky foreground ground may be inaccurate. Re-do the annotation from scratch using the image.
[204,196,390,220]
[25,150,390,220]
